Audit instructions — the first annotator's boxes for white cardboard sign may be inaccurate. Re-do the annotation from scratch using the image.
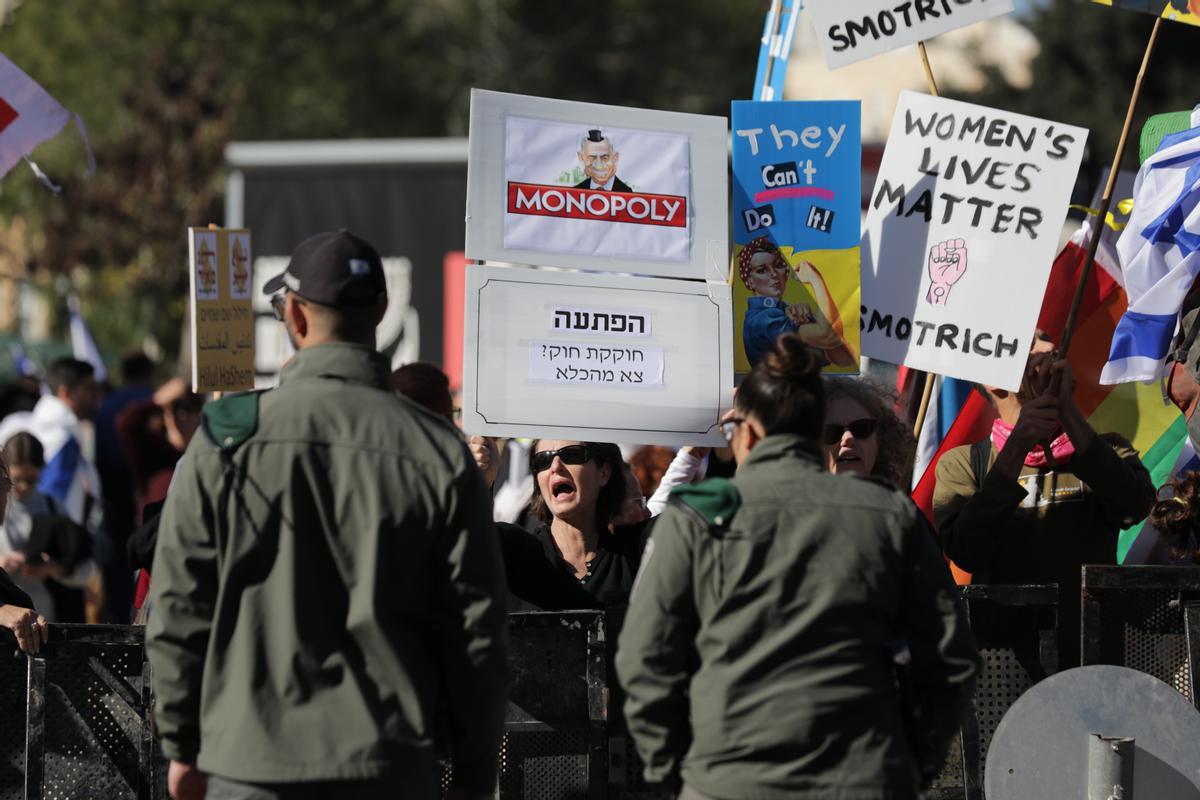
[808,0,1013,70]
[466,89,729,282]
[463,265,733,446]
[860,92,1087,391]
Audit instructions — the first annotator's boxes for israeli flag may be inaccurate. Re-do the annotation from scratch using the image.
[1101,107,1200,385]
[67,293,107,383]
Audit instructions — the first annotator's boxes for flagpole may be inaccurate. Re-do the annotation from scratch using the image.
[760,0,786,99]
[910,40,941,444]
[1034,17,1162,470]
[1058,17,1162,356]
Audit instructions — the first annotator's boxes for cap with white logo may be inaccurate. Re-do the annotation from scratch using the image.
[263,229,387,309]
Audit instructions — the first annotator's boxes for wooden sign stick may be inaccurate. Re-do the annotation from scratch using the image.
[910,40,941,444]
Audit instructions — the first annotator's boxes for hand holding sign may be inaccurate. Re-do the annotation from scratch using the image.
[925,238,967,306]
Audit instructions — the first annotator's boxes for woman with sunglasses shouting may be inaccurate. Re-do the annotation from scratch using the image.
[616,333,978,799]
[821,378,916,488]
[496,440,652,611]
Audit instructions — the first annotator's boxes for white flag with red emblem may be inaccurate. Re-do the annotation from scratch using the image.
[0,52,93,191]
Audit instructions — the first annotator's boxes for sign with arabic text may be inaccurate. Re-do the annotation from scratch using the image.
[189,227,254,392]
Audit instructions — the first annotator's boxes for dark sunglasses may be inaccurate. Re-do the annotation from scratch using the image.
[531,444,592,473]
[821,418,879,445]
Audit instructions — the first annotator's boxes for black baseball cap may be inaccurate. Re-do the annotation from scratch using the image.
[263,229,387,308]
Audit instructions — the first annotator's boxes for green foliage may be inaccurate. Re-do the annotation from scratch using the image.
[959,0,1200,174]
[0,0,764,362]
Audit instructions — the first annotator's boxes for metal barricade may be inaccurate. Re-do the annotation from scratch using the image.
[1081,565,1200,707]
[3,614,606,800]
[440,610,608,800]
[0,624,161,800]
[924,584,1059,800]
[0,589,1089,800]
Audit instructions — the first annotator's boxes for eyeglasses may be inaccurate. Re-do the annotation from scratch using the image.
[270,290,306,322]
[531,444,592,473]
[821,418,879,445]
[720,416,746,442]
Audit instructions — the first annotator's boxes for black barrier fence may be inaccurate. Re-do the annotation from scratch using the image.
[439,611,609,800]
[923,584,1059,800]
[1081,565,1200,707]
[2,576,1197,800]
[0,625,160,800]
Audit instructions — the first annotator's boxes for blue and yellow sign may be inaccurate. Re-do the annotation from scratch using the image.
[731,100,862,374]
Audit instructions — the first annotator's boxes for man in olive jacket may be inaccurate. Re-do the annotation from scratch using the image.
[147,231,508,800]
[617,428,979,797]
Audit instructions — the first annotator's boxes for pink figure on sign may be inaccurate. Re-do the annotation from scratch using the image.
[926,238,967,306]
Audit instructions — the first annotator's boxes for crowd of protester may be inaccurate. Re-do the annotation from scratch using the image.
[0,229,1179,800]
[0,354,201,629]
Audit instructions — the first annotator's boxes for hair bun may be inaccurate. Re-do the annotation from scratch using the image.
[761,333,822,383]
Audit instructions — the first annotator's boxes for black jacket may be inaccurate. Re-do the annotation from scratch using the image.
[0,568,33,609]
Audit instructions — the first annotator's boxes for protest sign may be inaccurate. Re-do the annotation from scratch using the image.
[1091,0,1200,26]
[189,227,254,392]
[731,100,861,374]
[754,0,803,101]
[462,265,733,446]
[860,92,1087,390]
[808,0,1014,70]
[466,89,728,282]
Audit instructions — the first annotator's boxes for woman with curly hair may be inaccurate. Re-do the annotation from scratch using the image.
[821,377,916,487]
[1148,473,1200,564]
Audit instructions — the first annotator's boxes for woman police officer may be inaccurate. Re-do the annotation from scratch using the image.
[616,333,979,799]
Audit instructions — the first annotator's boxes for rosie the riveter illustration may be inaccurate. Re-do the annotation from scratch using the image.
[574,129,634,192]
[738,236,856,368]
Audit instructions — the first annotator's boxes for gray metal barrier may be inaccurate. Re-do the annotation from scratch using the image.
[1081,565,1200,707]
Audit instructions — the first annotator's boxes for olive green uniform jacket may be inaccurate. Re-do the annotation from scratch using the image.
[146,344,508,795]
[616,435,979,800]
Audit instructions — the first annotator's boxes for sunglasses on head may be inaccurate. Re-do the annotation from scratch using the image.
[821,418,878,445]
[531,444,592,473]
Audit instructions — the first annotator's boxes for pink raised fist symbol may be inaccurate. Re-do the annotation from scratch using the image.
[926,238,968,306]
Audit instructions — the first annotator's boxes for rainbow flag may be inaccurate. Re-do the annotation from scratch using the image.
[912,218,1189,577]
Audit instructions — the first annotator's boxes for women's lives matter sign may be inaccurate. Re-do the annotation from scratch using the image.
[860,92,1087,390]
[731,100,861,375]
[808,0,1013,69]
[466,89,729,282]
[189,227,254,392]
[462,265,734,446]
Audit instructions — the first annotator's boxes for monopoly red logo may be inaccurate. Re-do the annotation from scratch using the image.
[507,182,687,228]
